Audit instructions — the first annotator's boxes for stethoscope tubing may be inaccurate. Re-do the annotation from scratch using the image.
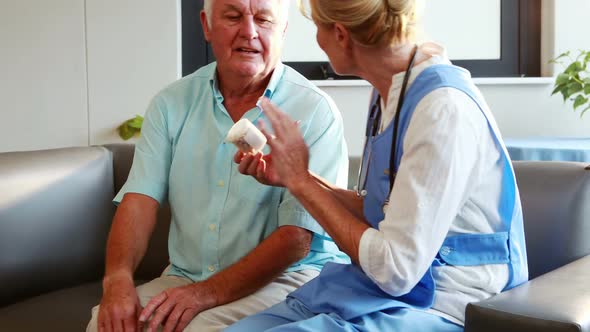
[355,45,419,200]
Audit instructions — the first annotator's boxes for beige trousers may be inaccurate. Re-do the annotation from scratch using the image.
[86,269,318,332]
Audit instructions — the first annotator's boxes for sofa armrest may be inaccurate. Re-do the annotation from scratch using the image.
[465,255,590,332]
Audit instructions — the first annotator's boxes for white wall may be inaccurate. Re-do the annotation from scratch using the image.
[86,0,179,145]
[0,0,179,153]
[283,0,502,62]
[0,0,588,154]
[0,0,88,152]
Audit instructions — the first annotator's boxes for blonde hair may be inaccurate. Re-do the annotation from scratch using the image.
[300,0,418,47]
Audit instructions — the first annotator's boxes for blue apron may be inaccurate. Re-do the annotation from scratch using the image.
[289,64,528,321]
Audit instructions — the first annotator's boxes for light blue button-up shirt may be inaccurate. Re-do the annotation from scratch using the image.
[114,62,350,281]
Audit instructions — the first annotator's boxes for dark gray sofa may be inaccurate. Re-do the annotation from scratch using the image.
[0,145,171,330]
[0,144,589,331]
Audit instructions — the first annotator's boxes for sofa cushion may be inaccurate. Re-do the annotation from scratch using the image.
[0,282,102,331]
[0,279,151,331]
[0,147,115,307]
[465,255,590,332]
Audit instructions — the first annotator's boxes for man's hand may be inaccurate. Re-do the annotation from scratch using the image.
[98,274,142,332]
[234,151,284,187]
[139,282,218,332]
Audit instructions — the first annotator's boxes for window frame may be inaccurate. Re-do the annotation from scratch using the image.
[181,0,540,78]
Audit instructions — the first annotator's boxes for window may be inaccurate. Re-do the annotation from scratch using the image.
[181,0,540,78]
[181,0,213,77]
[446,0,541,77]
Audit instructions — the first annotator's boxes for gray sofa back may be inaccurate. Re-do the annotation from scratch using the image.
[0,147,115,307]
[0,145,171,307]
[1,145,588,309]
[514,161,590,279]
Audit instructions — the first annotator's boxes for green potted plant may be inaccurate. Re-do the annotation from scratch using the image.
[550,49,590,118]
[117,115,144,140]
[550,50,590,169]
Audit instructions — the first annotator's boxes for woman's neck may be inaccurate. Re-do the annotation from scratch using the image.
[354,43,425,105]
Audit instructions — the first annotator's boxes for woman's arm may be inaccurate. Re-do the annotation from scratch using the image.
[246,98,371,263]
[309,171,365,221]
[287,172,369,264]
[234,151,365,220]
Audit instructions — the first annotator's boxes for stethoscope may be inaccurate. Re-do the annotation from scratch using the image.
[355,45,419,212]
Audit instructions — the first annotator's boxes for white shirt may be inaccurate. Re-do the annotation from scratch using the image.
[358,43,510,325]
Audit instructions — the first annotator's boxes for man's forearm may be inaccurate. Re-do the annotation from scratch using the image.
[202,225,312,307]
[104,193,159,283]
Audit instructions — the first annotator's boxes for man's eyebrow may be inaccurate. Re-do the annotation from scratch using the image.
[222,4,242,12]
[220,4,276,18]
[255,8,275,16]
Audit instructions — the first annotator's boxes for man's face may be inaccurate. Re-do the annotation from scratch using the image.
[202,0,287,82]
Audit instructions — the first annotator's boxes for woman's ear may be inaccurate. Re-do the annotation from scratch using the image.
[334,23,351,50]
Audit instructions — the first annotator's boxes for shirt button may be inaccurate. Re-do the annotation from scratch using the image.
[217,180,225,187]
[209,224,216,231]
[208,265,216,272]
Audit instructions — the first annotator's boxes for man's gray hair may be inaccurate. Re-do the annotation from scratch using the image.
[204,0,213,27]
[202,0,290,28]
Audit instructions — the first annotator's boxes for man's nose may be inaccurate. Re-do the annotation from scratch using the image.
[239,16,258,39]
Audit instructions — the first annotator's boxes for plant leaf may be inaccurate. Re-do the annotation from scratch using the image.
[118,124,134,140]
[580,104,590,118]
[551,51,570,62]
[561,89,569,102]
[556,73,570,86]
[127,115,144,129]
[573,95,588,110]
[117,115,144,140]
[551,84,566,95]
[565,61,583,75]
[567,82,583,95]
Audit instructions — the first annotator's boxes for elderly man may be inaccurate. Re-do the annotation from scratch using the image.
[86,0,349,331]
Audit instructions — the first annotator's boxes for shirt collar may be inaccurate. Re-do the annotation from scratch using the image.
[209,62,285,102]
[264,61,284,99]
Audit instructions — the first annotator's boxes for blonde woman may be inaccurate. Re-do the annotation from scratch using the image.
[227,0,528,330]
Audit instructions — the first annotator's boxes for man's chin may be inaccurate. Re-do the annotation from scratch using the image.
[233,65,269,79]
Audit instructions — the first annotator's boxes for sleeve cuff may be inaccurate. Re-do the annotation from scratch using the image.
[113,177,167,206]
[359,227,380,278]
[277,207,329,236]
